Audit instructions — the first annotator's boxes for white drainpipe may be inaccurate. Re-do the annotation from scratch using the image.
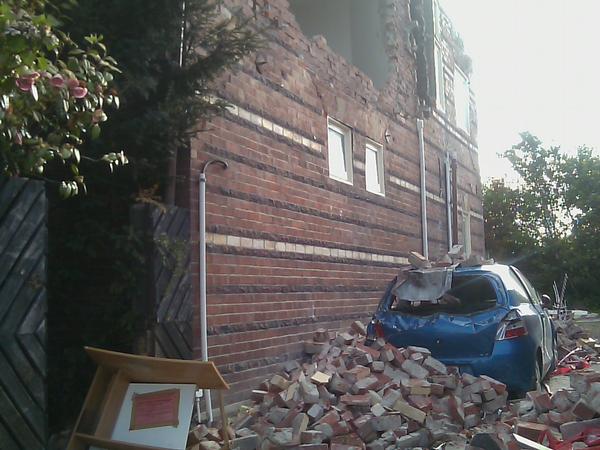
[445,152,453,250]
[198,159,228,424]
[417,119,428,259]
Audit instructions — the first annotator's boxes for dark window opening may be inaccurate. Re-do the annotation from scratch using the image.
[390,274,498,316]
[288,0,391,89]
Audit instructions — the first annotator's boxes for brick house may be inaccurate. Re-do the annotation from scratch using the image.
[183,0,484,404]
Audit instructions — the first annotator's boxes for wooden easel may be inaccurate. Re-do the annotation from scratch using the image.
[67,347,229,450]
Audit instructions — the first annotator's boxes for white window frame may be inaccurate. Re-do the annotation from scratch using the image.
[327,118,353,185]
[454,66,471,134]
[365,139,385,196]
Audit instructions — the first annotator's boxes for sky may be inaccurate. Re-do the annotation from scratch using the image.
[439,0,600,182]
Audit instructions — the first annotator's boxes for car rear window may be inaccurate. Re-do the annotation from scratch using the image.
[390,274,498,315]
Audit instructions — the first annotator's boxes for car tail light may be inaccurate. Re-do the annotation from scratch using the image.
[369,319,385,339]
[496,310,528,340]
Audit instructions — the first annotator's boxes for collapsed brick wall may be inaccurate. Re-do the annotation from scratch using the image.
[188,0,485,404]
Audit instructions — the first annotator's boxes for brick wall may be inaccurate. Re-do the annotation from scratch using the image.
[188,0,485,404]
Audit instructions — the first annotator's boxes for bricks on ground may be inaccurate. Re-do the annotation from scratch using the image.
[190,318,600,449]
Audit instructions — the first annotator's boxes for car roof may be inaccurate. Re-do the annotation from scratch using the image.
[454,263,512,277]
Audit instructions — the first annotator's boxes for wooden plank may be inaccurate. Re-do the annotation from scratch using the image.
[0,176,26,222]
[67,366,115,450]
[84,347,228,389]
[0,418,20,450]
[2,339,45,406]
[95,370,131,438]
[0,386,43,450]
[0,351,45,440]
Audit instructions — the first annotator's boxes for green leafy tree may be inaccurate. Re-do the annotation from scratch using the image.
[0,0,124,196]
[503,132,570,241]
[485,133,600,307]
[560,147,600,305]
[483,179,537,262]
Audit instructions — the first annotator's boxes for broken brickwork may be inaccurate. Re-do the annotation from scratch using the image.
[187,0,484,404]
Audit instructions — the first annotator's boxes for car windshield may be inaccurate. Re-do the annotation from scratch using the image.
[389,273,498,316]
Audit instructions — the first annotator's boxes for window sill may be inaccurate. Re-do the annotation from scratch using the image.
[329,175,354,186]
[366,187,385,197]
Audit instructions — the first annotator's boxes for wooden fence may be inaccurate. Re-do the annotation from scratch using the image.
[131,203,193,360]
[0,177,47,450]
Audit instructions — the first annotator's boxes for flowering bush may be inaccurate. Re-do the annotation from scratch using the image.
[0,1,124,196]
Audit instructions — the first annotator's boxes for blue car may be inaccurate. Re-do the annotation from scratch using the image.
[367,264,556,395]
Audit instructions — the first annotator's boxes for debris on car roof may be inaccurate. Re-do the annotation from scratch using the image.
[408,247,494,273]
[393,266,454,304]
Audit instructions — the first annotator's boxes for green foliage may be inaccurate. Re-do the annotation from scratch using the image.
[485,132,600,308]
[504,132,570,240]
[483,179,537,262]
[63,0,261,190]
[0,0,123,196]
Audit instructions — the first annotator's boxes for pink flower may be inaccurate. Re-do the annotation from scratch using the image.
[16,77,33,92]
[15,71,41,92]
[13,132,22,145]
[50,75,65,88]
[70,86,88,98]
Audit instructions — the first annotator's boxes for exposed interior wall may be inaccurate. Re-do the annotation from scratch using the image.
[349,0,390,90]
[289,0,390,89]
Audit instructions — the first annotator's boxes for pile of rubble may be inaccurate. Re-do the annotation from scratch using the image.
[187,321,600,450]
[511,370,600,448]
[189,321,512,449]
[554,318,600,370]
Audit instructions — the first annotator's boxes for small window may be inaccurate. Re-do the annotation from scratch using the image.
[365,140,385,196]
[454,67,470,133]
[327,118,353,184]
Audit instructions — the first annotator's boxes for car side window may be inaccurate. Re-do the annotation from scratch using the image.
[503,268,533,305]
[512,268,542,305]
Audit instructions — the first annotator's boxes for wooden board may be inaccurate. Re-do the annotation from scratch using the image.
[84,347,228,389]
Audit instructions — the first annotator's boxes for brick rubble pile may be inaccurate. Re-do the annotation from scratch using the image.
[554,318,600,367]
[187,321,600,449]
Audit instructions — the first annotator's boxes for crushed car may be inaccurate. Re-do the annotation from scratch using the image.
[367,263,557,396]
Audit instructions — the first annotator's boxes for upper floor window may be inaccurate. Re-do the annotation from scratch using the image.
[454,67,471,133]
[365,140,384,196]
[327,118,353,184]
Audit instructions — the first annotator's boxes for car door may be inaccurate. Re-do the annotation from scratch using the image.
[512,267,554,372]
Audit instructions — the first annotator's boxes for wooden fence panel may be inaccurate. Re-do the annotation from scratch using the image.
[0,177,47,450]
[131,204,192,360]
